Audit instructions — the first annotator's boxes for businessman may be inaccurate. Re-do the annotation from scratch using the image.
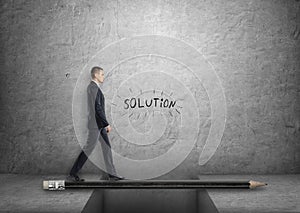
[67,66,124,181]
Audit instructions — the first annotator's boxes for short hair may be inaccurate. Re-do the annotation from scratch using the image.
[91,66,103,79]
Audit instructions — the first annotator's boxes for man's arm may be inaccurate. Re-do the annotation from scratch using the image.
[95,89,110,128]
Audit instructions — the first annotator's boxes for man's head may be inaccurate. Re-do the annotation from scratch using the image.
[91,66,104,83]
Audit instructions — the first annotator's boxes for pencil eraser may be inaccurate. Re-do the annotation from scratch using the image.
[43,181,49,190]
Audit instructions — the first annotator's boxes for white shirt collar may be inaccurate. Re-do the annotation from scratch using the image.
[92,80,100,88]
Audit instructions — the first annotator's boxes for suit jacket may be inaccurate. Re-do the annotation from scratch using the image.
[87,81,109,129]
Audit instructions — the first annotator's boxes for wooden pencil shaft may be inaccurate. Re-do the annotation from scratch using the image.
[66,180,250,185]
[66,184,250,189]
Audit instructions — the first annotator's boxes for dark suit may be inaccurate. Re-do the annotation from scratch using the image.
[70,81,117,177]
[87,81,109,129]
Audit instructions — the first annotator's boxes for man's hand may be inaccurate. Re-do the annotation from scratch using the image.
[105,125,112,133]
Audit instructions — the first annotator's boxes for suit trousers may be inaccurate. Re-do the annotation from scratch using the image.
[70,127,117,177]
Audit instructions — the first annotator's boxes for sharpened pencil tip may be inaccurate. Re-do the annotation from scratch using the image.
[249,180,268,189]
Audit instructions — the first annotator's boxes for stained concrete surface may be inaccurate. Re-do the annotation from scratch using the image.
[0,174,299,213]
[199,175,300,213]
[0,174,96,213]
[0,0,299,176]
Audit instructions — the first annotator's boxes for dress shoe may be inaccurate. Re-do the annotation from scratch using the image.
[66,174,85,182]
[108,174,125,181]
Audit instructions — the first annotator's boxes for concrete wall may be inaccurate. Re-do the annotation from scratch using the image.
[0,0,299,177]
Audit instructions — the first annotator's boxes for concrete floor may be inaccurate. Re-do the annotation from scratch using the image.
[0,174,299,213]
[198,175,300,213]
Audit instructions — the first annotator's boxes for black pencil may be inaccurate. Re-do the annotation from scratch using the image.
[43,180,267,190]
